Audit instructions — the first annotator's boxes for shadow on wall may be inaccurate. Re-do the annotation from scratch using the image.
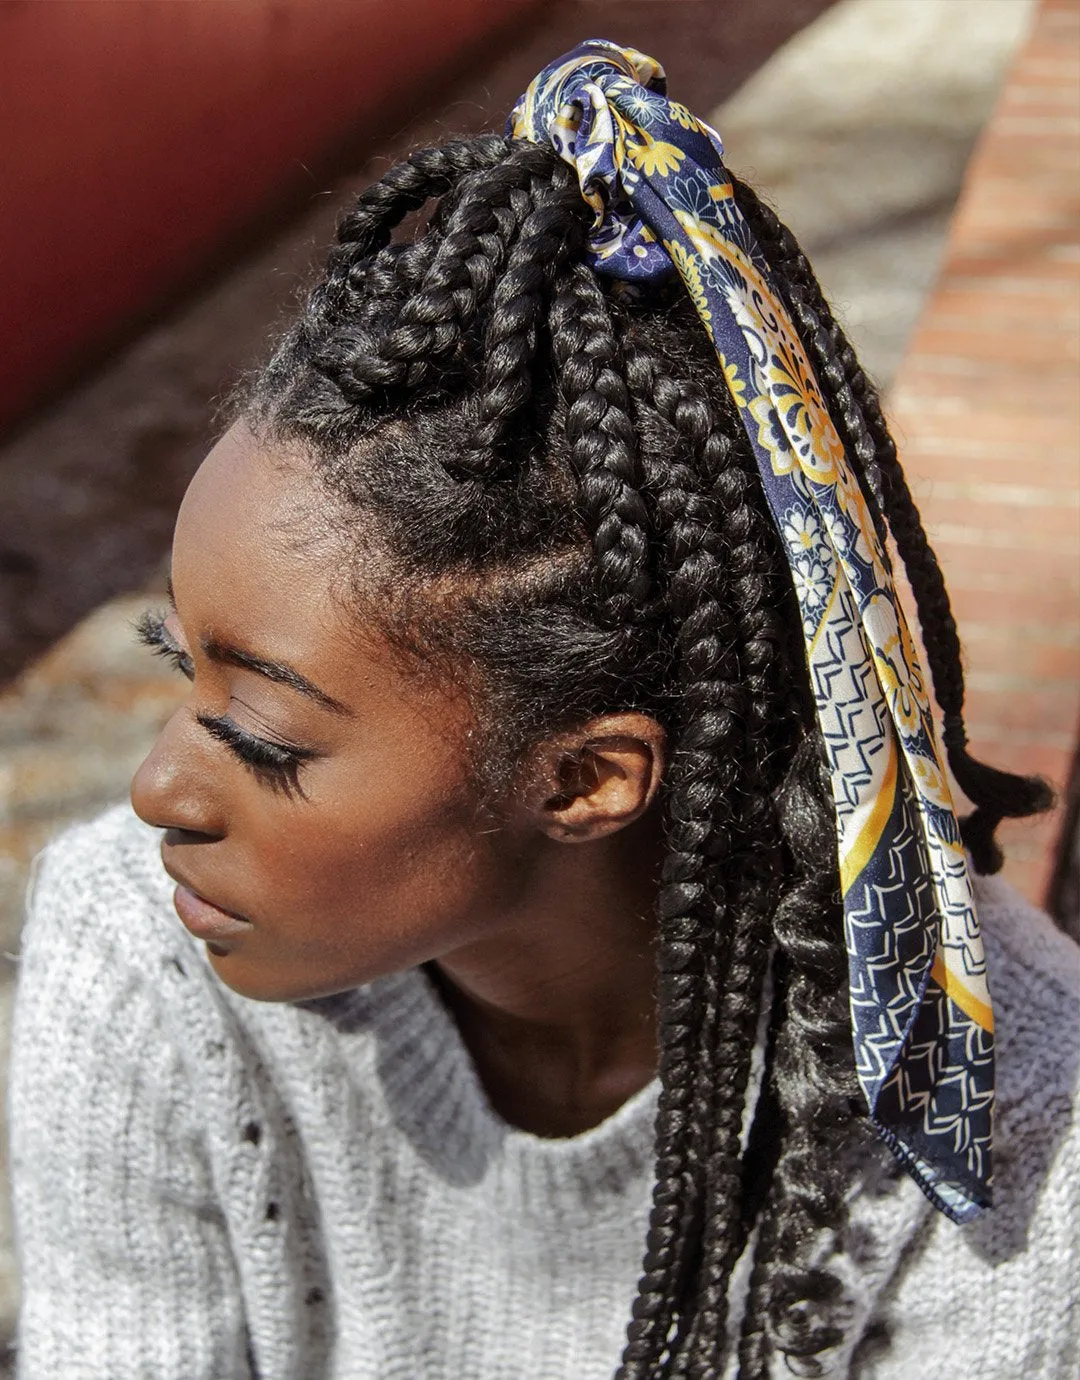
[0,0,545,434]
[0,0,835,689]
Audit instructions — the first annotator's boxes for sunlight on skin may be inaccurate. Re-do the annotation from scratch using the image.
[131,422,666,1134]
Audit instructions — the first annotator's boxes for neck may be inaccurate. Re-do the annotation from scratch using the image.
[431,813,662,1136]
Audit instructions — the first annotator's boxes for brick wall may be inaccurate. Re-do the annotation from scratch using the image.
[887,0,1080,906]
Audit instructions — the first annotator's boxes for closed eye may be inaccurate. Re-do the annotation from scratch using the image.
[195,713,317,800]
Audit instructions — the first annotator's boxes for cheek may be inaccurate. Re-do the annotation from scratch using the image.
[311,772,495,938]
[210,744,520,998]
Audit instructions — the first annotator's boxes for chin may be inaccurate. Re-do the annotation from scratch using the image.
[203,950,309,1003]
[202,946,393,1004]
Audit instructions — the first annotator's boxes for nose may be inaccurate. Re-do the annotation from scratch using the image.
[131,708,225,839]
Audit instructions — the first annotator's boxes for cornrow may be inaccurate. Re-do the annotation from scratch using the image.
[243,132,1048,1378]
[546,277,729,1372]
[326,136,509,281]
[298,139,501,362]
[616,377,753,1375]
[311,141,566,405]
[736,743,865,1380]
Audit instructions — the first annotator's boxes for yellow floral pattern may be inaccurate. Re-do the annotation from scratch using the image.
[748,393,794,475]
[626,132,686,178]
[664,240,710,325]
[719,353,746,410]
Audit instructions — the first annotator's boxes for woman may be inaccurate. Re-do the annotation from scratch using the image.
[10,41,1079,1380]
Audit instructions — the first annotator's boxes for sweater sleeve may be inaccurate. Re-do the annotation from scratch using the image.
[852,878,1080,1380]
[8,822,253,1380]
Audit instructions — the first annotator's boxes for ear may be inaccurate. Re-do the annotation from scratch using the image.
[525,713,667,843]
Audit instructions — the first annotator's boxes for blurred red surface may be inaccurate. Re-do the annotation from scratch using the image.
[1,0,538,433]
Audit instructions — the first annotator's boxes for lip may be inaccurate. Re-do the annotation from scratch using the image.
[172,884,253,944]
[162,854,254,947]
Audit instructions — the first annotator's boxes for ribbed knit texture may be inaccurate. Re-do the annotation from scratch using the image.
[8,805,1079,1379]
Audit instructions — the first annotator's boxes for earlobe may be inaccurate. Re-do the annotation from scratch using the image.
[533,714,667,843]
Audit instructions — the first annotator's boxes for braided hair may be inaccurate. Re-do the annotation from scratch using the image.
[243,134,1050,1378]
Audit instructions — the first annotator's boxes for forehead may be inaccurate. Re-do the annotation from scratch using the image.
[172,422,478,748]
[171,421,486,805]
[172,423,364,689]
[178,421,326,572]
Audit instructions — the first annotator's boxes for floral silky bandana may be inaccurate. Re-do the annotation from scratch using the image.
[510,39,993,1222]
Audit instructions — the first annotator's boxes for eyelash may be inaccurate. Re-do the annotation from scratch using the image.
[195,713,313,799]
[136,610,315,799]
[136,609,195,680]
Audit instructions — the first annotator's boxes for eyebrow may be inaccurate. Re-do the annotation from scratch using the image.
[166,578,350,716]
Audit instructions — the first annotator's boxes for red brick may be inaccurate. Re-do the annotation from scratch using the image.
[940,565,1079,602]
[1015,58,1080,85]
[931,554,1078,603]
[1002,85,1079,111]
[891,384,1079,423]
[934,278,1080,308]
[963,638,1080,683]
[946,583,1080,627]
[899,447,1079,486]
[975,139,1080,174]
[940,271,1080,298]
[942,250,1079,280]
[896,386,1076,417]
[1024,34,1080,62]
[961,683,1077,736]
[953,189,1080,226]
[913,324,1078,366]
[917,496,1080,542]
[891,425,1077,458]
[929,295,1080,331]
[894,413,1080,444]
[959,737,1075,784]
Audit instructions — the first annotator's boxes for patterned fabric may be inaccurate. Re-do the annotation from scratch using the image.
[510,40,993,1223]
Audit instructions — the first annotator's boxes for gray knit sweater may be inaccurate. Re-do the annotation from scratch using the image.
[8,805,1080,1379]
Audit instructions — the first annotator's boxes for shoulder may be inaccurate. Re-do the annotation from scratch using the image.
[974,868,1079,1006]
[13,804,415,1120]
[12,804,207,1094]
[9,807,215,1224]
[22,800,181,964]
[843,876,1080,1376]
[15,803,204,1048]
[973,870,1080,1125]
[963,873,1080,1259]
[12,803,278,1122]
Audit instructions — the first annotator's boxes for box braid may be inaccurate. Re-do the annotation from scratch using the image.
[621,339,792,1377]
[243,134,1049,1378]
[735,735,869,1380]
[613,347,767,1373]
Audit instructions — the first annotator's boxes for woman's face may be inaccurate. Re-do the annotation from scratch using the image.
[131,423,541,1002]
